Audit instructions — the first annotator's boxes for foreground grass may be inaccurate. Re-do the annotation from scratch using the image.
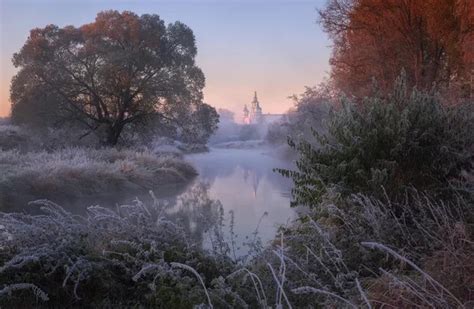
[0,186,242,308]
[251,189,474,308]
[1,188,472,308]
[0,148,196,211]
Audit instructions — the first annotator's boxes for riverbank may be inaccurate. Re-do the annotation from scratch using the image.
[0,147,197,212]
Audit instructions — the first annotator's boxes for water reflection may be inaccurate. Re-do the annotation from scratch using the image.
[167,182,224,248]
[186,147,295,256]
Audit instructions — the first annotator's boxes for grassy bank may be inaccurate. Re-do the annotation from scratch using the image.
[0,148,196,211]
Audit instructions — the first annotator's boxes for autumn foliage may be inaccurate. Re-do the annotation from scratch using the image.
[319,0,474,100]
[10,11,218,146]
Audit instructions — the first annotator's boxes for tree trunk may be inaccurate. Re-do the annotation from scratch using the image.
[105,123,123,146]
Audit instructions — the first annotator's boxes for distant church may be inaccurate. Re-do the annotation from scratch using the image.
[242,91,283,125]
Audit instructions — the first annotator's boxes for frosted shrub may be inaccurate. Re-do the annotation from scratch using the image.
[264,78,474,305]
[279,74,474,205]
[263,74,474,307]
[0,123,104,152]
[265,83,332,148]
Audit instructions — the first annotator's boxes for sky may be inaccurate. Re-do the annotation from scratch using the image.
[0,0,331,119]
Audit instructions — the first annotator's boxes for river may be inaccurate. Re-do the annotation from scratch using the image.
[186,147,296,255]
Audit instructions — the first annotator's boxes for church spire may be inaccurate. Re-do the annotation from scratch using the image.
[245,90,263,124]
[252,91,259,104]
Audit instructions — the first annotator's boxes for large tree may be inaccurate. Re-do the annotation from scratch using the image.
[319,0,473,99]
[11,10,217,145]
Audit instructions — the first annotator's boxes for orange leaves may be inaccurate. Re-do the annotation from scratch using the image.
[320,0,474,99]
[81,11,142,46]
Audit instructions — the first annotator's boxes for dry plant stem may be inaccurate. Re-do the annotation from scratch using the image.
[267,262,293,309]
[361,242,464,308]
[171,262,214,309]
[291,286,357,308]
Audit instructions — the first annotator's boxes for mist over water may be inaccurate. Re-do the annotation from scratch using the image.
[187,147,295,254]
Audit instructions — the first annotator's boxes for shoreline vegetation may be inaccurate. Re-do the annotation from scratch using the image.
[0,147,197,212]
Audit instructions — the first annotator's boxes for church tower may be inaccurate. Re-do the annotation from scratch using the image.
[243,104,250,124]
[242,91,284,125]
[249,91,262,124]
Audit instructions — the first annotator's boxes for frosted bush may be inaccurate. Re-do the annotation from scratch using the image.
[278,74,474,205]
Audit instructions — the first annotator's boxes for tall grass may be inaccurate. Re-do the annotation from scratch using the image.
[0,185,246,307]
[247,189,474,307]
[0,189,472,307]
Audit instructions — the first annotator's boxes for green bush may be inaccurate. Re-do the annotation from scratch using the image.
[279,75,474,206]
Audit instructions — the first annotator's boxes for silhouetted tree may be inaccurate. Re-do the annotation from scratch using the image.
[180,103,219,144]
[11,10,212,145]
[217,108,235,122]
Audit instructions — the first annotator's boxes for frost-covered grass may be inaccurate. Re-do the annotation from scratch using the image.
[0,148,196,210]
[0,124,30,152]
[0,187,242,307]
[213,139,266,149]
[249,189,474,308]
[1,188,472,307]
[149,137,209,155]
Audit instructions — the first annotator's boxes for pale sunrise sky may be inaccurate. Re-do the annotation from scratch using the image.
[0,0,331,119]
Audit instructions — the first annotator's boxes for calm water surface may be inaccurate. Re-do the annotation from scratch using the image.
[186,147,296,251]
